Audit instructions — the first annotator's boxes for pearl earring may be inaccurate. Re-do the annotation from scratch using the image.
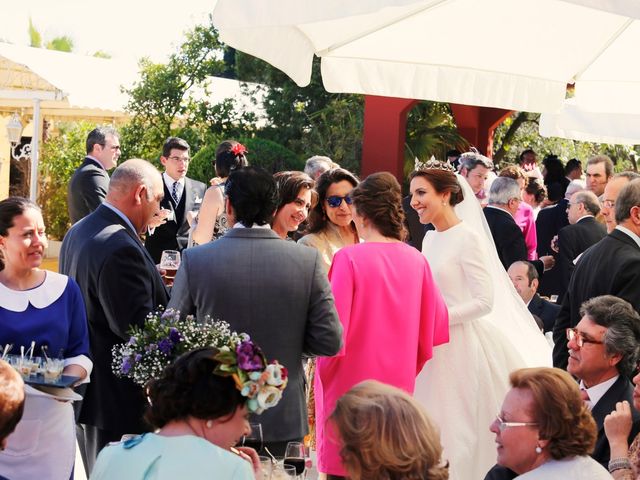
[442,201,447,206]
[535,446,542,454]
[205,420,213,429]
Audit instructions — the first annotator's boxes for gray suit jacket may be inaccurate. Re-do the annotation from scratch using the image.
[168,227,342,442]
[68,157,110,224]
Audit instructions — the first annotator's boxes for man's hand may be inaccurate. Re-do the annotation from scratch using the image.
[540,255,555,271]
[148,208,172,230]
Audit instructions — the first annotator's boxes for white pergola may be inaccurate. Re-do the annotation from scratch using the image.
[0,42,137,201]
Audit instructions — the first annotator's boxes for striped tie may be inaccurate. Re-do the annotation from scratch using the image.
[172,181,179,204]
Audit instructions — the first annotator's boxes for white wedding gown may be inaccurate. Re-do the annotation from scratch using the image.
[413,175,551,480]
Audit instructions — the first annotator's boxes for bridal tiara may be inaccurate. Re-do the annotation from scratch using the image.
[414,156,456,173]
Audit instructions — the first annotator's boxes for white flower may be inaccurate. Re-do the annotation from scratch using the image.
[257,385,282,411]
[265,363,285,386]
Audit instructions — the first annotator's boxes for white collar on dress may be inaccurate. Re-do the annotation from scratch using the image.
[0,271,68,312]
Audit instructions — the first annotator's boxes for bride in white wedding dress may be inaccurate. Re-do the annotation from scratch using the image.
[409,160,551,480]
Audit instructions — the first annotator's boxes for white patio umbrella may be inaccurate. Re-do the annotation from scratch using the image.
[213,0,640,117]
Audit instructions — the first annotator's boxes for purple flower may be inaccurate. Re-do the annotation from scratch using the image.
[134,354,142,362]
[121,358,132,374]
[169,328,181,343]
[128,336,137,345]
[157,339,173,355]
[236,341,264,371]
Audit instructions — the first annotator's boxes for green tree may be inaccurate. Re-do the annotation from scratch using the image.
[121,18,254,163]
[404,102,469,176]
[28,18,42,48]
[46,36,73,52]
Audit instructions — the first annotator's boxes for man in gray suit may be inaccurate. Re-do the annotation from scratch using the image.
[168,166,342,456]
[68,126,121,224]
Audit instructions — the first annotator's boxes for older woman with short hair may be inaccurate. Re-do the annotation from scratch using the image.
[490,367,610,478]
[330,380,448,480]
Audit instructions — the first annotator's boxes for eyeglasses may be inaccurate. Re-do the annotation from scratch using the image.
[99,143,121,151]
[168,155,190,163]
[494,414,538,432]
[601,199,615,209]
[326,195,353,208]
[566,328,604,348]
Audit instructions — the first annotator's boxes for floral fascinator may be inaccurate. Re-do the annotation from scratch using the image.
[214,339,288,414]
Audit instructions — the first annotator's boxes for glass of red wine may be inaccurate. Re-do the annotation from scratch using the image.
[241,422,264,453]
[283,441,306,477]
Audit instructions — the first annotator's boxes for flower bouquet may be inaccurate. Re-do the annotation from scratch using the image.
[112,307,288,413]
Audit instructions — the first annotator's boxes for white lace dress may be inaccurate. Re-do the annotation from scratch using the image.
[414,221,528,480]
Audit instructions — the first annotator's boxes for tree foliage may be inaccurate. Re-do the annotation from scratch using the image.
[39,121,95,239]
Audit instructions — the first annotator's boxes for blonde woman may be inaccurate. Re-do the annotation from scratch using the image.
[330,380,448,480]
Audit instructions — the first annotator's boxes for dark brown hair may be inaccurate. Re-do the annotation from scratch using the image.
[351,172,406,241]
[307,168,359,234]
[409,169,464,206]
[145,348,246,428]
[273,171,316,211]
[0,197,41,271]
[215,140,249,178]
[510,368,596,460]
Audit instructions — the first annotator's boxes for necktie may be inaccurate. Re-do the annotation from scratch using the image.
[172,181,179,204]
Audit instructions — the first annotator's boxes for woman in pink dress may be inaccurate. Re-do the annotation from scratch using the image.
[314,172,449,479]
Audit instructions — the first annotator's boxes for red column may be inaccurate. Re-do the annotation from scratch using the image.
[361,95,418,178]
[450,104,512,157]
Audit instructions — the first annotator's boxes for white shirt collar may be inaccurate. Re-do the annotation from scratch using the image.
[102,202,138,235]
[233,222,272,229]
[616,225,640,249]
[0,271,68,312]
[575,214,594,223]
[86,155,105,170]
[580,375,619,410]
[163,172,185,189]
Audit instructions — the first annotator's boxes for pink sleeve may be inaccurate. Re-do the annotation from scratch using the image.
[516,205,538,260]
[524,212,538,260]
[328,250,354,358]
[416,262,449,375]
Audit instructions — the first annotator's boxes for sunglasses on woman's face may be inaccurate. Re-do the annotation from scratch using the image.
[326,195,353,208]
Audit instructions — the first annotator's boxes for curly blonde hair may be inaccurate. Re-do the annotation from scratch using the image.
[510,368,596,459]
[330,380,448,480]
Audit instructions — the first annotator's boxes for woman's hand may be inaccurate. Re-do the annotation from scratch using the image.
[235,446,261,478]
[63,364,87,382]
[605,401,633,455]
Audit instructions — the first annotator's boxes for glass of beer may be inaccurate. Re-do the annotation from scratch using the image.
[160,250,181,285]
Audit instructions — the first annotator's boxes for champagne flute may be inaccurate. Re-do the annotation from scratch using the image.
[283,441,306,476]
[241,422,264,453]
[159,250,181,285]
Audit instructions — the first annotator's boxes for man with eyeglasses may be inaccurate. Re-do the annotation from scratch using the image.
[601,172,640,233]
[144,137,206,263]
[553,179,640,370]
[556,190,606,300]
[566,295,640,468]
[68,126,121,224]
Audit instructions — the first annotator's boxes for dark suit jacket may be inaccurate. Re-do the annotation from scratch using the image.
[590,376,640,468]
[528,293,560,333]
[68,157,110,224]
[484,465,516,480]
[168,227,342,443]
[484,206,544,277]
[552,229,640,369]
[60,205,168,432]
[557,216,606,300]
[535,199,569,299]
[144,177,206,263]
